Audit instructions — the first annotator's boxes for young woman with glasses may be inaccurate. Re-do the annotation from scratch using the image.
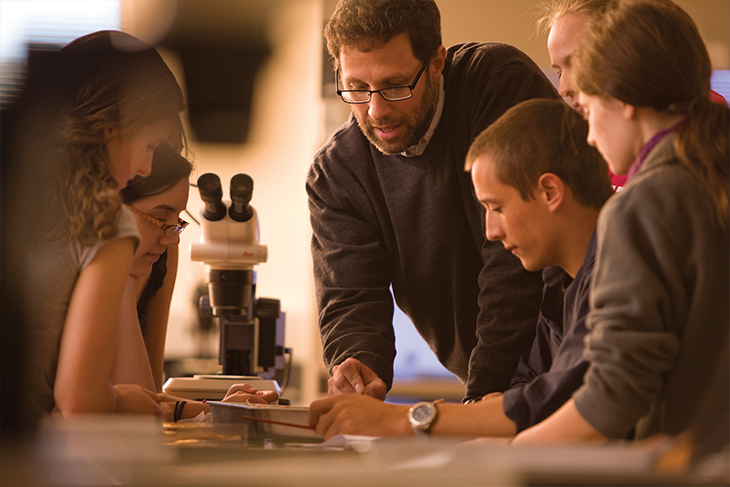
[117,142,191,398]
[118,143,279,422]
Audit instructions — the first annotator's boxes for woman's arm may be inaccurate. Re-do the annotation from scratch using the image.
[141,246,178,391]
[54,237,159,414]
[110,275,157,390]
[511,399,607,445]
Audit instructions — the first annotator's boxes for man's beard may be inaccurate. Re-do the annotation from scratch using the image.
[354,74,438,155]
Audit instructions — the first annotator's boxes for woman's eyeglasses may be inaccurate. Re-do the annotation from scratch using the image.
[126,204,188,237]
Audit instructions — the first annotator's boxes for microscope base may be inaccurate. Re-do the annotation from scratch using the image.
[162,375,281,401]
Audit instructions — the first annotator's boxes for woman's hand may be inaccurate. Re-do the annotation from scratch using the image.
[222,383,279,405]
[113,384,164,414]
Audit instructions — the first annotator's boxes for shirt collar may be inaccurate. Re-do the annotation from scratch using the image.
[401,75,445,157]
[626,117,687,182]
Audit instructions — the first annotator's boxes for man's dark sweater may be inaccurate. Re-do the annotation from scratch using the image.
[307,42,561,397]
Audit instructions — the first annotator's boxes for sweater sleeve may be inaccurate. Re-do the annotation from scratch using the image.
[306,136,397,389]
[573,185,682,438]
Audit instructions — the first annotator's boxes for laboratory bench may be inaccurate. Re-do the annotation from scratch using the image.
[2,414,727,487]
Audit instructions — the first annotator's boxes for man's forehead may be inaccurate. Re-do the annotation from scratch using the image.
[548,13,587,53]
[472,156,502,196]
[473,154,497,176]
[342,39,385,55]
[339,33,415,64]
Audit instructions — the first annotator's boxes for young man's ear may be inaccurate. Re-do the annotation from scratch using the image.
[537,173,565,213]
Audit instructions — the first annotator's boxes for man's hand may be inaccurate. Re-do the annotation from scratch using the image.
[113,384,164,415]
[328,358,387,400]
[222,383,279,404]
[308,394,410,439]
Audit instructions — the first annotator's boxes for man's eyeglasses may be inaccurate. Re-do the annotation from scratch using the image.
[126,204,188,238]
[336,59,429,104]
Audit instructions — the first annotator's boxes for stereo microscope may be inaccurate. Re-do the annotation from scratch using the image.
[163,173,288,401]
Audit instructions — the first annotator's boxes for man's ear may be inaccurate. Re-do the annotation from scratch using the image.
[537,173,565,213]
[431,45,447,79]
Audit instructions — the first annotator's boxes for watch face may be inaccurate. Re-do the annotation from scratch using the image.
[409,402,437,431]
[412,404,434,422]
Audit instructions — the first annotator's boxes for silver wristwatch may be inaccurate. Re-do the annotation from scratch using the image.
[408,401,438,436]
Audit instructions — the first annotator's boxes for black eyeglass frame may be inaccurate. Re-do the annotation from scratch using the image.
[125,204,189,238]
[335,59,430,104]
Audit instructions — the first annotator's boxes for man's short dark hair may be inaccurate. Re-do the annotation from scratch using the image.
[324,0,441,68]
[465,98,613,209]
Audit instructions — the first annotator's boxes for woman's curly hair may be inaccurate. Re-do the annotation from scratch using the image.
[53,30,185,245]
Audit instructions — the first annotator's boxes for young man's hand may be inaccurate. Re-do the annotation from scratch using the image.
[309,394,410,439]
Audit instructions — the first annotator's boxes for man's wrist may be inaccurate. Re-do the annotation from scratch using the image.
[462,395,483,405]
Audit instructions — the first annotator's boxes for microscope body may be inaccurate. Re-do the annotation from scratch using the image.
[190,173,286,380]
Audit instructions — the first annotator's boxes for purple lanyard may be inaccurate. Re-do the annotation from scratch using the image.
[626,118,688,182]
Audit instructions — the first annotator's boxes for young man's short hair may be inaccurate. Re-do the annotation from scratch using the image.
[465,98,613,209]
[324,0,442,68]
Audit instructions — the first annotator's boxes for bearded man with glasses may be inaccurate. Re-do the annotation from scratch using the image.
[307,0,561,405]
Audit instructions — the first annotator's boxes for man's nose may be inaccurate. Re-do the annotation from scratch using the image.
[485,212,503,242]
[367,92,394,121]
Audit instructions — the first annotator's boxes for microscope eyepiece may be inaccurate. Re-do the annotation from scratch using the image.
[198,173,227,221]
[229,174,255,222]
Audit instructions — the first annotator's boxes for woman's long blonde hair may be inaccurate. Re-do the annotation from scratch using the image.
[575,0,729,231]
[54,30,185,245]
